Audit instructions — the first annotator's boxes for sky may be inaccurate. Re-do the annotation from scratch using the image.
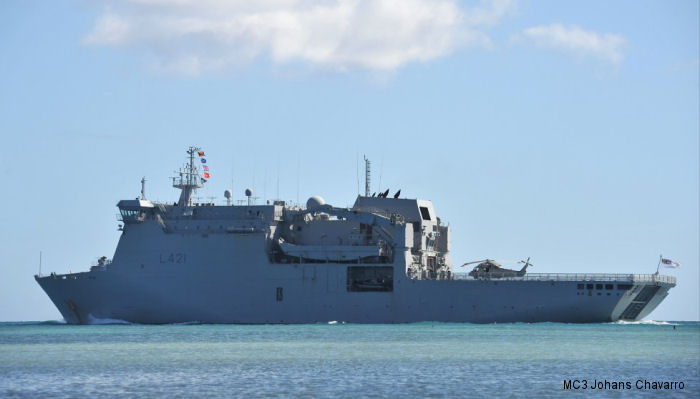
[0,0,697,321]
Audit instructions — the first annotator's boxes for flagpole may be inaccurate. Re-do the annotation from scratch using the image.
[655,254,661,275]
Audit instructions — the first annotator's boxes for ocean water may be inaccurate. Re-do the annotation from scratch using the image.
[0,321,698,398]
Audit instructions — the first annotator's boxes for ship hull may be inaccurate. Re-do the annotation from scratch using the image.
[35,261,674,325]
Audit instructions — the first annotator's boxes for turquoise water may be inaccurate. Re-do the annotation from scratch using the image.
[1,321,698,398]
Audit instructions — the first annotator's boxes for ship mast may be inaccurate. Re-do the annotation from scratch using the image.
[364,156,371,197]
[172,146,203,206]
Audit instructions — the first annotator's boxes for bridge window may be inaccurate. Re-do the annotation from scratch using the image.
[586,284,593,290]
[347,266,393,292]
[596,284,603,290]
[119,209,140,218]
[419,206,431,221]
[617,284,633,290]
[577,283,584,289]
[605,284,614,290]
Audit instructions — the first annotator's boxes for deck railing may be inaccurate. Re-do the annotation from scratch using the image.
[452,273,676,284]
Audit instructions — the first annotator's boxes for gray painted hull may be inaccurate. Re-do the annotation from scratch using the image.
[35,232,674,324]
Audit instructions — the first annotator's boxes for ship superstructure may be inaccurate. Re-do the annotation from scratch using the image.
[36,147,676,324]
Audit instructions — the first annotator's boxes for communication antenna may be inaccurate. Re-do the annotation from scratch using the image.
[356,152,360,196]
[263,167,268,203]
[296,156,300,205]
[378,155,383,194]
[38,251,42,276]
[140,177,146,200]
[364,156,371,197]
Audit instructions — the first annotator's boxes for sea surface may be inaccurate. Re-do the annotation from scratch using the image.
[0,321,698,398]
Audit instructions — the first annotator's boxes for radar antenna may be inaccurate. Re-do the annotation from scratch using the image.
[172,146,204,206]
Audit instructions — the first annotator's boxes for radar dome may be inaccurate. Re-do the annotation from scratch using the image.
[245,188,253,197]
[306,195,326,209]
[224,189,232,199]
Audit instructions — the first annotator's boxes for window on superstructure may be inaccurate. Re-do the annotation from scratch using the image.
[119,209,140,218]
[419,207,431,221]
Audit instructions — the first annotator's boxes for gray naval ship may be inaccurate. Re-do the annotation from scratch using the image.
[36,147,676,324]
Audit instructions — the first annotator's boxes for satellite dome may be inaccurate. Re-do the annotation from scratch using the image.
[245,188,253,197]
[224,189,232,199]
[306,195,326,209]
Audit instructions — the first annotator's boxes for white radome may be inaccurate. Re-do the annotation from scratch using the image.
[306,195,325,209]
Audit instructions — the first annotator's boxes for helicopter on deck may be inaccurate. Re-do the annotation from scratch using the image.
[461,258,533,279]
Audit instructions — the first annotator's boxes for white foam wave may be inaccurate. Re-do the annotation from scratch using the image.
[614,320,676,326]
[41,319,67,325]
[86,315,132,325]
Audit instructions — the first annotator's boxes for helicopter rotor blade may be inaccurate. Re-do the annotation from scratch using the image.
[460,259,489,267]
[518,257,534,267]
[460,259,519,267]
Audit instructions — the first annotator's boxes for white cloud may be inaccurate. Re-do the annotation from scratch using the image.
[83,0,518,75]
[514,24,627,66]
[84,14,130,45]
